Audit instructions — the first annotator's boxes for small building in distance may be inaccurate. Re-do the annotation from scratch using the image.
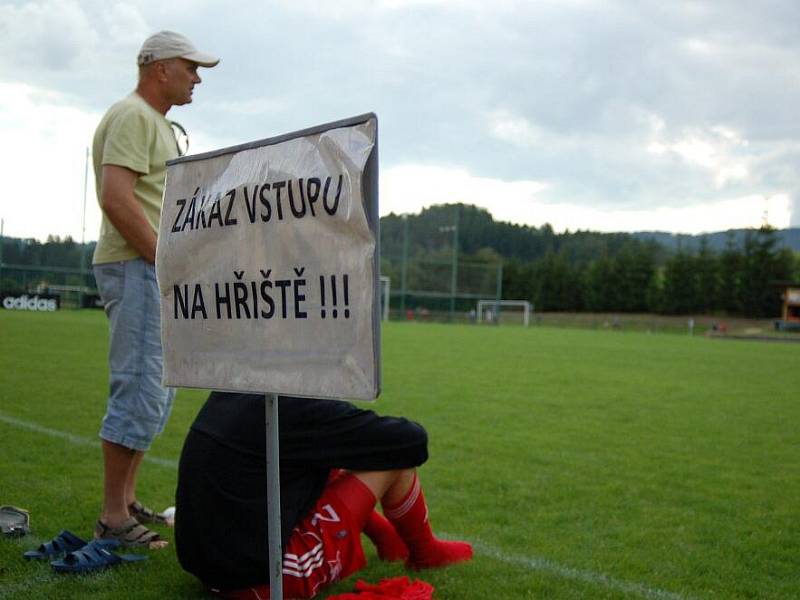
[774,281,800,331]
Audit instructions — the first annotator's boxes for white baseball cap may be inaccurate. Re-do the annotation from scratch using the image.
[137,31,220,68]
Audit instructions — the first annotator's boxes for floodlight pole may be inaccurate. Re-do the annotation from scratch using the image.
[265,393,283,598]
[80,147,90,304]
[439,210,459,322]
[495,262,503,324]
[400,215,408,315]
[449,209,460,321]
[450,218,458,321]
[81,147,89,250]
[0,218,4,292]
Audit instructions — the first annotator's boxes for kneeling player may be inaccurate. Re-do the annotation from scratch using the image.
[175,392,472,599]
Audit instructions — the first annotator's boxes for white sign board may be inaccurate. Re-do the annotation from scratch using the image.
[156,115,380,400]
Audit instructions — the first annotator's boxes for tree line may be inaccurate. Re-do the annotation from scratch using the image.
[4,205,800,318]
[501,233,798,317]
[0,235,94,269]
[381,204,800,319]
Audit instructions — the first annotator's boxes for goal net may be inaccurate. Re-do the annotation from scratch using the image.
[476,300,532,326]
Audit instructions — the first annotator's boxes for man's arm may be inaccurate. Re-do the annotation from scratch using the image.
[100,165,158,264]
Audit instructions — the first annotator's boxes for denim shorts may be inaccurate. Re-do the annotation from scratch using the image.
[94,259,176,451]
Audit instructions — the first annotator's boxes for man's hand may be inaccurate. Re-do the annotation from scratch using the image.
[100,165,158,264]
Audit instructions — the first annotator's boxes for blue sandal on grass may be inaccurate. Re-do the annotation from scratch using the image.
[24,530,87,560]
[50,539,147,573]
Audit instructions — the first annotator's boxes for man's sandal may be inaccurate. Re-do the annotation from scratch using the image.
[24,530,87,560]
[128,501,173,526]
[51,539,147,573]
[95,517,164,548]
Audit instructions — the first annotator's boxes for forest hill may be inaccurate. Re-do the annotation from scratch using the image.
[5,203,798,319]
[170,175,345,233]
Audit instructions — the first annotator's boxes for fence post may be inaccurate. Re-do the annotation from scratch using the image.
[401,215,408,316]
[0,218,4,293]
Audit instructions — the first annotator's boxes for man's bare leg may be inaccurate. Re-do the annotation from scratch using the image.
[99,440,167,549]
[100,439,136,528]
[125,450,145,507]
[353,469,413,504]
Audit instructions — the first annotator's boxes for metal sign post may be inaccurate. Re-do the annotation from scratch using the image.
[265,393,282,598]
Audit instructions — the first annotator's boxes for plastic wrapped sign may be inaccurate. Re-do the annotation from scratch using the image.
[156,114,379,400]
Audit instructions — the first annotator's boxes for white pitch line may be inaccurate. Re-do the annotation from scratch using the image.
[0,411,178,469]
[0,412,691,600]
[449,539,691,600]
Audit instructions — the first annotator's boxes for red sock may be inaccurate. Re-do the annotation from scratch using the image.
[363,510,409,561]
[383,473,473,570]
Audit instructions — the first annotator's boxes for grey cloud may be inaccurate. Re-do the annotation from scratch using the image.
[4,0,799,228]
[0,0,98,72]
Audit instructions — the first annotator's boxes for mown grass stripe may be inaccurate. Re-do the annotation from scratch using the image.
[0,574,56,600]
[469,538,692,600]
[0,411,178,469]
[0,572,58,600]
[0,410,690,599]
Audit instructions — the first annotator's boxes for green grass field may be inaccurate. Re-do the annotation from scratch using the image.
[1,310,799,599]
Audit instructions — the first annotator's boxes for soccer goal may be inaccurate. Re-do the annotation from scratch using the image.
[476,299,532,326]
[380,276,391,321]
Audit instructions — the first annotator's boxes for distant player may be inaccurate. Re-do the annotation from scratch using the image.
[175,392,473,599]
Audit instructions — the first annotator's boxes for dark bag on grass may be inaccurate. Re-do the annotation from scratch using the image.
[0,505,31,537]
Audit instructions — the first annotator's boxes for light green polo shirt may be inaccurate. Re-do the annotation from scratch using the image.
[92,92,178,264]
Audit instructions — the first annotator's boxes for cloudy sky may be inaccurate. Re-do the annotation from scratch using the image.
[1,0,799,242]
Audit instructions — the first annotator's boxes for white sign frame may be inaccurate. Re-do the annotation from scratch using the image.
[156,114,380,400]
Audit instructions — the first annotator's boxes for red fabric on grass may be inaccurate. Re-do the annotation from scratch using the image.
[326,576,434,599]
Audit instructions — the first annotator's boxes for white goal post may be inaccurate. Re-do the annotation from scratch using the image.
[476,299,532,326]
[380,276,390,322]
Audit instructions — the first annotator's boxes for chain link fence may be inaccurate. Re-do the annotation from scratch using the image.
[381,257,502,322]
[0,264,98,309]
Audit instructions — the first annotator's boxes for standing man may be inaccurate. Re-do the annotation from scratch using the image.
[91,31,219,548]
